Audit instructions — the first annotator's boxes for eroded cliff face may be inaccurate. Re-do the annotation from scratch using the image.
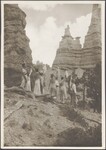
[52,4,101,70]
[81,4,101,68]
[4,4,32,86]
[53,25,82,70]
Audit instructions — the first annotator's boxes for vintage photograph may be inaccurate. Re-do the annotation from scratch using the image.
[1,0,105,149]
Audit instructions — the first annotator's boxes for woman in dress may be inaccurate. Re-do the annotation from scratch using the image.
[30,66,37,92]
[60,76,67,103]
[49,74,56,97]
[69,79,77,107]
[33,69,41,96]
[26,67,32,91]
[39,71,45,94]
[55,77,60,101]
[20,63,27,89]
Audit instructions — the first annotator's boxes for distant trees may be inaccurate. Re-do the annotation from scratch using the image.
[87,63,101,113]
[79,63,101,112]
[79,70,89,109]
[33,61,50,71]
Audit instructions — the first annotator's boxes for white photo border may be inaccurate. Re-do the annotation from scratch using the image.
[1,1,105,149]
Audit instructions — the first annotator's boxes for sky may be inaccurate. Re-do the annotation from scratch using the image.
[18,2,92,66]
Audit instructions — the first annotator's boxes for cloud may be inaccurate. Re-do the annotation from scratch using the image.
[19,3,56,11]
[25,16,64,66]
[25,13,92,67]
[64,13,92,45]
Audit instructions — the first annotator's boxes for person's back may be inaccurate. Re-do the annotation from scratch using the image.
[50,77,55,84]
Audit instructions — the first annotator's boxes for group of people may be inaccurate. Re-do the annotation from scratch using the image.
[20,63,45,96]
[20,63,77,107]
[49,73,77,107]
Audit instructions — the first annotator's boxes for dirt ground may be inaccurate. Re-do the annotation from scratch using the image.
[4,87,101,147]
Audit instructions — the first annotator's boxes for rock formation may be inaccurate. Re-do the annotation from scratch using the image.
[4,4,32,86]
[81,4,101,68]
[52,4,101,70]
[53,25,82,70]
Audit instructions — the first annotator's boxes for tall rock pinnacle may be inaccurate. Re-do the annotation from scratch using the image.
[64,25,71,37]
[4,4,32,86]
[52,4,101,70]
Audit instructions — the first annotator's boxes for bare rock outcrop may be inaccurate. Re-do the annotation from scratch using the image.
[53,25,82,70]
[81,4,101,68]
[52,4,101,70]
[4,4,32,87]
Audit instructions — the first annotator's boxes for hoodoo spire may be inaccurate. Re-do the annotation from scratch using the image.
[64,25,71,37]
[52,4,101,69]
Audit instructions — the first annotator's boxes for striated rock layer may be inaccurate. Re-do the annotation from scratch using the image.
[4,4,32,86]
[52,4,101,70]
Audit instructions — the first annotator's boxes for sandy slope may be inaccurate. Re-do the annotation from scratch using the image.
[4,87,101,147]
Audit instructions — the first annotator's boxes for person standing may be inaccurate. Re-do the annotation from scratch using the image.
[60,77,67,103]
[65,69,69,79]
[30,67,36,92]
[33,69,41,96]
[49,74,56,97]
[69,79,77,107]
[26,67,32,91]
[39,70,45,94]
[55,77,60,101]
[20,63,27,90]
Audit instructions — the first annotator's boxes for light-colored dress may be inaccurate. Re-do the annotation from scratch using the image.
[20,68,27,89]
[60,79,67,102]
[34,73,41,96]
[26,69,32,91]
[70,83,77,107]
[55,79,60,100]
[40,75,45,94]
